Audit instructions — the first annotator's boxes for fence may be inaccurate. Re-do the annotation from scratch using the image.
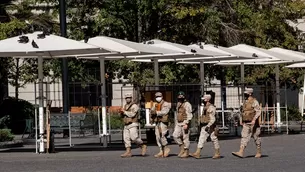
[14,81,305,149]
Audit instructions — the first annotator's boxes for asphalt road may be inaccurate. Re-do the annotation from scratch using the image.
[0,134,305,172]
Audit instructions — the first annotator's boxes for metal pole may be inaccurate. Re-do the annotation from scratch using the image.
[97,107,101,138]
[285,83,288,134]
[154,58,159,85]
[241,63,245,102]
[301,73,305,119]
[68,111,72,147]
[99,57,108,147]
[221,101,225,130]
[34,82,38,154]
[275,64,281,132]
[59,0,69,114]
[200,61,205,95]
[108,111,111,142]
[38,57,44,153]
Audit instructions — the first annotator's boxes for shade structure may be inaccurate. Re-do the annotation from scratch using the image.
[189,43,263,58]
[219,44,305,64]
[128,39,233,86]
[0,32,110,58]
[177,43,270,100]
[216,44,305,129]
[285,62,305,117]
[77,36,185,59]
[143,39,230,57]
[0,32,113,154]
[74,36,188,144]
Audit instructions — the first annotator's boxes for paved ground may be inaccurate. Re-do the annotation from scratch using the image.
[0,134,305,172]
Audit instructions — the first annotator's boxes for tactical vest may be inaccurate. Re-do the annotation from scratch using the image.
[155,101,169,123]
[123,103,138,125]
[242,99,256,122]
[177,102,187,123]
[200,105,214,124]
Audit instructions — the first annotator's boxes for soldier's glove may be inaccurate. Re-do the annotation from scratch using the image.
[205,126,210,132]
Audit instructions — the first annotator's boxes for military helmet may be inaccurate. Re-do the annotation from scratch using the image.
[177,91,185,98]
[177,91,185,96]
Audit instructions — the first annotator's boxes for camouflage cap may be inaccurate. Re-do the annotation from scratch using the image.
[244,88,253,94]
[155,92,163,97]
[125,93,132,98]
[202,94,211,101]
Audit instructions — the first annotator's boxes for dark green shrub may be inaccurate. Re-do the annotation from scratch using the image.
[0,97,34,133]
[0,129,14,142]
[106,112,124,130]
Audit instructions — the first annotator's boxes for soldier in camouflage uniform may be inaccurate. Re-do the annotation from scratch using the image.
[120,93,147,158]
[191,94,221,159]
[150,92,172,158]
[232,88,262,158]
[173,91,193,158]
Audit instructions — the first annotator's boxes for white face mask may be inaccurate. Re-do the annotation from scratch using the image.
[156,97,162,102]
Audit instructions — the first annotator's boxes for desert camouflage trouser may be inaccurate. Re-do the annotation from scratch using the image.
[155,122,168,148]
[197,126,220,149]
[173,123,190,149]
[241,123,261,148]
[123,122,143,148]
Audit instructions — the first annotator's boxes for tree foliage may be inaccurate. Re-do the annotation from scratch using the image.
[1,0,305,100]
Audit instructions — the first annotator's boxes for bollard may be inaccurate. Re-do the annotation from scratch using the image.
[49,130,55,153]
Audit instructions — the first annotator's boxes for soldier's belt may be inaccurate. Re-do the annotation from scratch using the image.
[242,120,252,123]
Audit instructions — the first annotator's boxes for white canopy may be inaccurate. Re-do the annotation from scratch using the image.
[216,44,305,65]
[285,62,305,68]
[145,39,229,57]
[76,36,184,59]
[0,31,116,154]
[0,32,109,57]
[189,43,263,58]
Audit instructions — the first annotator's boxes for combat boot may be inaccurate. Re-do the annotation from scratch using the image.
[191,148,201,159]
[141,144,147,156]
[121,147,132,158]
[212,149,221,159]
[255,147,261,158]
[177,144,185,157]
[154,148,163,158]
[180,149,189,158]
[163,146,170,157]
[232,146,245,158]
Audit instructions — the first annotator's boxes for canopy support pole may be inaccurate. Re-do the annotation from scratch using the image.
[200,61,205,95]
[301,73,305,117]
[154,58,159,86]
[275,64,281,131]
[241,62,245,103]
[99,57,108,147]
[38,57,44,153]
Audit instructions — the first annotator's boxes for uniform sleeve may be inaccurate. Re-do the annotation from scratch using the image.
[157,102,171,116]
[124,104,139,118]
[252,100,261,120]
[207,106,216,127]
[183,102,193,125]
[150,103,156,111]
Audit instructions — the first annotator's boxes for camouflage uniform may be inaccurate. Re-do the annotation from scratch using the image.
[191,94,221,159]
[120,93,147,158]
[232,88,262,158]
[173,91,193,158]
[150,92,171,158]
